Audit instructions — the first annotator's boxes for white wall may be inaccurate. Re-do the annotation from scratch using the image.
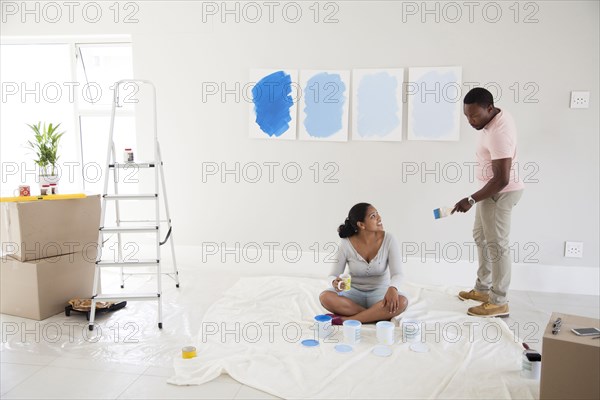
[2,1,599,279]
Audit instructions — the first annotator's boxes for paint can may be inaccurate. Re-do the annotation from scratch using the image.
[182,346,197,359]
[124,148,134,163]
[521,350,541,379]
[314,314,333,340]
[343,320,361,345]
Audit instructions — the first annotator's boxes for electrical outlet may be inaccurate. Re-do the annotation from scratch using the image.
[564,241,583,258]
[570,91,590,109]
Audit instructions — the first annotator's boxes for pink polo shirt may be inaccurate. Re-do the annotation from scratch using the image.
[475,109,525,193]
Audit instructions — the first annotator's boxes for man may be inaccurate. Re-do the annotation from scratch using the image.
[453,87,524,317]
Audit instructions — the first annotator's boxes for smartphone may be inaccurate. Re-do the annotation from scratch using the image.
[571,327,600,336]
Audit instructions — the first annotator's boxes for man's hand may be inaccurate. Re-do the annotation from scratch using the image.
[452,198,473,214]
[453,158,511,213]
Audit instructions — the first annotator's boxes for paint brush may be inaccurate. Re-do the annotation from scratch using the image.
[433,207,454,220]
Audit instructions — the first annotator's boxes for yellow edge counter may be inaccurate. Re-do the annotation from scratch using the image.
[0,193,87,202]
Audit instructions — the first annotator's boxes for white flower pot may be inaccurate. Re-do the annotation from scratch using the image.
[39,174,59,187]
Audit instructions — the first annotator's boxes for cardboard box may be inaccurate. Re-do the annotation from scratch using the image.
[540,312,600,400]
[0,250,97,320]
[0,195,100,262]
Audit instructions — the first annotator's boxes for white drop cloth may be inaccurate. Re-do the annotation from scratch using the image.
[168,276,539,399]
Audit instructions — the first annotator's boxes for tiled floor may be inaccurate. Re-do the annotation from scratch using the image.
[1,262,598,399]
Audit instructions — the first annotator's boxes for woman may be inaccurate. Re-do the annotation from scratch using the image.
[319,203,408,325]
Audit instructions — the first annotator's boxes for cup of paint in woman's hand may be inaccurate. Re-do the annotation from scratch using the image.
[337,273,351,291]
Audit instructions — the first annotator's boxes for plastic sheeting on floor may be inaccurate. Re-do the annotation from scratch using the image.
[168,276,539,399]
[0,266,229,367]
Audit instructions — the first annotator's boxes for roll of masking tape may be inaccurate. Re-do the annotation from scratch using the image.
[182,346,197,359]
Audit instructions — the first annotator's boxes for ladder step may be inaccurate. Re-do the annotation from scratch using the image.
[100,226,158,233]
[104,194,158,200]
[93,293,160,301]
[122,272,175,276]
[97,259,159,267]
[117,219,170,223]
[109,162,156,168]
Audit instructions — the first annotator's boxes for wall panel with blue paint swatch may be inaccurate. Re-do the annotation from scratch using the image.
[407,66,462,141]
[351,69,404,142]
[248,69,298,140]
[298,70,350,142]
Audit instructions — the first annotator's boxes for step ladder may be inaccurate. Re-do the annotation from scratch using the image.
[89,79,179,330]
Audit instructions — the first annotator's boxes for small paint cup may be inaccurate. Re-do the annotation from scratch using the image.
[343,319,361,345]
[521,351,542,379]
[314,314,333,340]
[376,321,395,345]
[182,346,197,359]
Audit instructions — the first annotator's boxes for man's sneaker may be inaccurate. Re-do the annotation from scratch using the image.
[458,289,490,302]
[467,302,509,318]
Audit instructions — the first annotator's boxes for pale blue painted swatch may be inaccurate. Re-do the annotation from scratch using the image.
[252,71,293,137]
[412,70,459,139]
[357,72,400,137]
[303,72,346,138]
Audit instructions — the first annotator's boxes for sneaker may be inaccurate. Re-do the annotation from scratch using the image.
[458,289,490,302]
[467,302,509,318]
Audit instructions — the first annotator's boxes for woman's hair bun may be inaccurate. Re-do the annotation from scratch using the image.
[336,203,371,238]
[338,219,356,238]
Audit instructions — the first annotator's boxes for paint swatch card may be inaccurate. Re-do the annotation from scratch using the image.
[249,69,298,140]
[298,70,350,142]
[352,69,404,141]
[407,66,462,141]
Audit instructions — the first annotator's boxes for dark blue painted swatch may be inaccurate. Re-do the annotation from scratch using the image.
[252,71,293,137]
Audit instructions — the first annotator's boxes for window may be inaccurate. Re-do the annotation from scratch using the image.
[0,37,135,196]
[1,43,76,194]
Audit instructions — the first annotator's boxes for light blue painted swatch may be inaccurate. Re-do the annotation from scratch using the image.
[303,72,346,138]
[412,70,459,139]
[357,72,400,137]
[252,71,293,137]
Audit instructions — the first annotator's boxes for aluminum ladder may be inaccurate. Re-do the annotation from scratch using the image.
[89,79,179,330]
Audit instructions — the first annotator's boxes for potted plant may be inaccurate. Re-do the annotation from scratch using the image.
[26,122,64,187]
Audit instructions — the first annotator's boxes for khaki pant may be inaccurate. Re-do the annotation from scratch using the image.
[473,189,523,305]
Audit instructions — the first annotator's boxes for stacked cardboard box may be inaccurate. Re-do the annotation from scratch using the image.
[0,195,100,320]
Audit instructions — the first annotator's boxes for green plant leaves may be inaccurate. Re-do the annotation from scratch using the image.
[25,122,64,175]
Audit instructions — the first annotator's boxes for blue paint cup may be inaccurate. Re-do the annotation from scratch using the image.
[343,319,361,345]
[314,314,333,340]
